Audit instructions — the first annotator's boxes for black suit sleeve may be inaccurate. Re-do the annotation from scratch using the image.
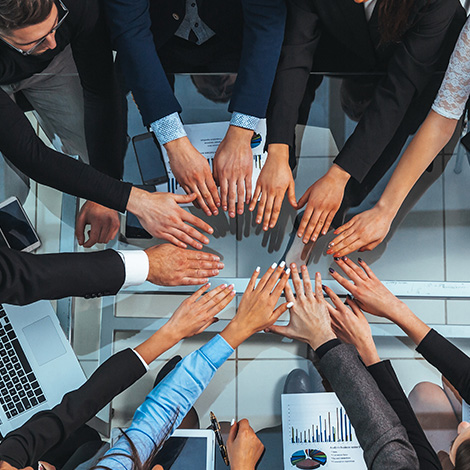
[266,0,321,147]
[367,360,442,470]
[0,247,125,305]
[0,348,147,468]
[0,89,132,213]
[334,0,463,182]
[416,329,470,403]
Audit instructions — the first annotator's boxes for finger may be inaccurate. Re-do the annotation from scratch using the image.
[199,180,219,216]
[227,420,239,444]
[179,209,214,235]
[346,297,366,319]
[289,263,304,296]
[246,266,261,292]
[220,178,229,212]
[328,267,357,295]
[249,184,262,212]
[228,179,237,218]
[359,242,380,252]
[284,282,295,303]
[300,265,313,297]
[264,324,290,337]
[181,277,210,285]
[334,257,366,284]
[206,175,221,210]
[269,195,283,229]
[197,283,232,306]
[168,226,206,250]
[333,239,366,258]
[189,185,212,216]
[245,174,253,204]
[296,190,310,210]
[208,287,236,315]
[271,269,291,298]
[187,283,211,303]
[269,301,289,324]
[303,210,323,243]
[237,179,245,215]
[357,257,377,280]
[256,262,279,291]
[333,218,355,236]
[322,284,345,311]
[262,262,286,293]
[83,226,102,248]
[188,260,224,272]
[194,316,220,335]
[314,271,324,301]
[322,211,336,236]
[296,206,314,240]
[189,251,221,262]
[75,212,87,246]
[255,191,268,225]
[173,192,198,204]
[109,221,120,241]
[159,232,187,249]
[262,194,275,231]
[327,233,359,256]
[287,181,298,209]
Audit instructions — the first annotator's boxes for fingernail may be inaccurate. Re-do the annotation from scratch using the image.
[232,289,237,295]
[358,257,363,263]
[329,268,335,274]
[218,263,225,269]
[312,236,316,242]
[207,282,211,286]
[286,302,294,308]
[322,284,327,290]
[229,283,235,289]
[220,283,227,288]
[280,261,286,268]
[342,256,348,261]
[255,266,261,272]
[334,257,340,261]
[271,262,277,269]
[285,268,291,276]
[231,418,236,426]
[346,294,353,300]
[328,242,334,248]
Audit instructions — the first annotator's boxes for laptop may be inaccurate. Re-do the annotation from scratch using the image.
[0,301,86,436]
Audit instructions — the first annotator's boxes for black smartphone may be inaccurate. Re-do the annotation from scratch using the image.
[0,197,41,252]
[132,132,169,186]
[125,185,154,239]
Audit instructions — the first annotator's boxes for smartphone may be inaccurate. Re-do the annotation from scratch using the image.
[125,185,154,239]
[0,197,41,252]
[132,132,169,186]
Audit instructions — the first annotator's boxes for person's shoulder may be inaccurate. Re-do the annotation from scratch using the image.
[62,0,98,27]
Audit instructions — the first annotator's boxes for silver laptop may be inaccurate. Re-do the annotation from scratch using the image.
[0,301,86,436]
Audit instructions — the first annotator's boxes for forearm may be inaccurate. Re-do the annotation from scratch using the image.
[375,110,458,220]
[386,303,431,346]
[134,324,182,365]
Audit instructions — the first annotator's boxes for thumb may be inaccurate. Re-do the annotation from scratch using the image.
[227,419,239,444]
[297,190,309,210]
[75,212,86,245]
[287,181,297,208]
[174,192,198,204]
[265,323,290,337]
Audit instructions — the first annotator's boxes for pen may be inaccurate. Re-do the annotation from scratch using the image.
[210,411,229,465]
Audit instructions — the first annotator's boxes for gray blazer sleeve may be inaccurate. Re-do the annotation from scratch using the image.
[319,343,419,470]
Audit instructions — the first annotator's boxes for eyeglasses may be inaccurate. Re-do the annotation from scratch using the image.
[0,0,69,56]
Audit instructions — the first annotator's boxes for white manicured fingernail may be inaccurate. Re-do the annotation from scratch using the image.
[255,266,261,272]
[285,268,291,276]
[232,290,237,295]
[271,262,277,269]
[287,302,294,309]
[231,418,236,426]
[220,283,227,288]
[280,261,286,268]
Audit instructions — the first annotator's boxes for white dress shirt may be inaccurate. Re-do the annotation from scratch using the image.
[116,250,150,289]
[363,0,377,21]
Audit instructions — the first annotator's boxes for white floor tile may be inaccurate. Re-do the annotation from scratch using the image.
[73,297,103,360]
[447,300,470,325]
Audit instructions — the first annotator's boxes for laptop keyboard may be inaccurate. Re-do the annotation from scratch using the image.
[0,307,46,420]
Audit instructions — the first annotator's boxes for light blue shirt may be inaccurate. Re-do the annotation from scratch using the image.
[98,334,234,470]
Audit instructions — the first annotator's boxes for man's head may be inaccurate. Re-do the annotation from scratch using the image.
[0,0,62,55]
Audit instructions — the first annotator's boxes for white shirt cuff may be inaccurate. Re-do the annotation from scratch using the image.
[116,250,149,289]
[132,349,150,371]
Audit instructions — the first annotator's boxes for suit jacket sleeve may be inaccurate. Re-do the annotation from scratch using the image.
[0,348,147,468]
[335,0,464,182]
[319,343,419,469]
[0,89,132,212]
[228,0,286,118]
[266,0,322,146]
[0,248,125,305]
[103,0,181,127]
[416,329,470,403]
[367,360,441,470]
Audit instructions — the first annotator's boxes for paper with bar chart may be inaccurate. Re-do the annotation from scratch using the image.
[282,392,367,469]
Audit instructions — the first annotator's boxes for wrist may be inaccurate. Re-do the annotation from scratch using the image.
[308,330,337,351]
[163,135,191,153]
[227,124,254,142]
[326,164,351,186]
[127,187,147,217]
[374,198,399,220]
[160,320,185,346]
[357,343,381,367]
[220,319,253,349]
[267,143,290,163]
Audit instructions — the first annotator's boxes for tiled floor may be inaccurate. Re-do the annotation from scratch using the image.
[4,75,470,437]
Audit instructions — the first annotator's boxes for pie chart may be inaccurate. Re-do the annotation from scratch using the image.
[290,449,327,469]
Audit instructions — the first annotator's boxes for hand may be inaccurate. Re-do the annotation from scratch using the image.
[221,263,291,348]
[322,285,380,366]
[213,126,254,218]
[165,136,220,216]
[249,143,297,231]
[165,283,235,340]
[75,201,120,248]
[227,419,264,470]
[327,206,393,257]
[297,165,350,244]
[145,244,224,286]
[329,256,405,320]
[126,187,214,250]
[266,264,336,349]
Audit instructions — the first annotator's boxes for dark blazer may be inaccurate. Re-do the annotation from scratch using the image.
[0,247,125,305]
[0,348,147,468]
[104,0,287,126]
[267,0,466,183]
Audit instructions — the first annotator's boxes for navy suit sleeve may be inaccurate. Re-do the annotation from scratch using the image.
[0,248,125,305]
[228,0,286,118]
[103,0,181,127]
[0,348,146,468]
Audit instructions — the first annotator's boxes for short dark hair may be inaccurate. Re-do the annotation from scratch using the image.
[455,439,470,470]
[0,0,54,34]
